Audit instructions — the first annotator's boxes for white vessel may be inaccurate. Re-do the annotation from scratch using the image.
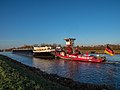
[33,46,55,59]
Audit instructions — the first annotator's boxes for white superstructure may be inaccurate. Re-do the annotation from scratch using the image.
[33,46,55,53]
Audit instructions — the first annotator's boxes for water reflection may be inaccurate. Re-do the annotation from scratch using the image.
[32,57,120,86]
[0,52,34,66]
[1,52,120,89]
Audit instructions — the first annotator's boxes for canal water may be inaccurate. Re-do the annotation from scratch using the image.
[0,52,120,90]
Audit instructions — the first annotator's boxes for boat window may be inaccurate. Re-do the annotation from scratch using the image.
[66,40,69,42]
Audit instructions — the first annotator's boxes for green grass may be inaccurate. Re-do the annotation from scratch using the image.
[0,55,69,90]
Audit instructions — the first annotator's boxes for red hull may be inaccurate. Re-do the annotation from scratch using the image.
[56,53,106,63]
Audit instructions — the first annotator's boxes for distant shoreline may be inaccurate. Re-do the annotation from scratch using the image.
[80,50,120,54]
[1,49,120,54]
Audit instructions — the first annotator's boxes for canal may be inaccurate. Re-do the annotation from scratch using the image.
[0,52,120,89]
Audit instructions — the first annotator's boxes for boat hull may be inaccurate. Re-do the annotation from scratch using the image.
[33,52,55,59]
[12,50,33,56]
[55,53,106,63]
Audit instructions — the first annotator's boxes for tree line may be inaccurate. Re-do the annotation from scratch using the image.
[77,44,120,50]
[1,44,120,52]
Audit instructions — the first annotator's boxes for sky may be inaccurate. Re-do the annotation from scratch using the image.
[0,0,120,49]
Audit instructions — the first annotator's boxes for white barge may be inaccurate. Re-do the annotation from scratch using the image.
[33,46,55,59]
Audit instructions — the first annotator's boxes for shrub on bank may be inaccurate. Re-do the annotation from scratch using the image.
[0,60,38,89]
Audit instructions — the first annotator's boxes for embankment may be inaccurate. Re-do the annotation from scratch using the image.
[0,54,114,90]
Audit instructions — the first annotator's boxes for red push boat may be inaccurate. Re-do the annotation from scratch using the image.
[55,38,106,63]
[55,52,106,63]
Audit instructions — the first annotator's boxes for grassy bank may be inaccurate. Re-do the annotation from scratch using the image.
[0,54,114,90]
[0,55,69,90]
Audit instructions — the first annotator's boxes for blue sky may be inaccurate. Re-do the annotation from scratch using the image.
[0,0,120,49]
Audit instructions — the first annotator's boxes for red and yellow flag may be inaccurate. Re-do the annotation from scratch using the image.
[104,45,114,56]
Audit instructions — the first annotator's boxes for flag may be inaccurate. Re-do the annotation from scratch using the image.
[104,45,114,56]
